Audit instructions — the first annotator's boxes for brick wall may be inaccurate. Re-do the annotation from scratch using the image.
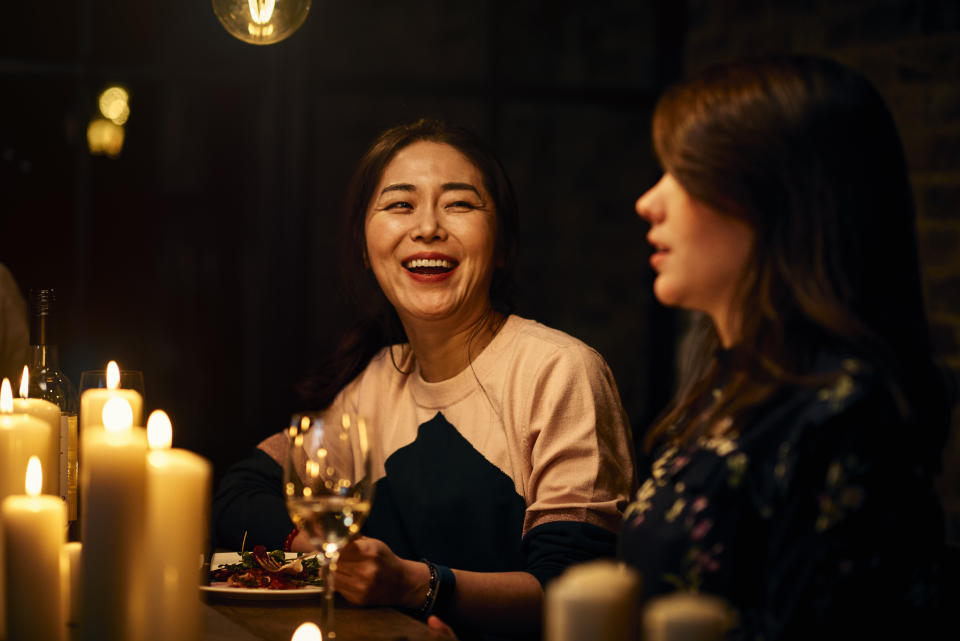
[681,0,960,540]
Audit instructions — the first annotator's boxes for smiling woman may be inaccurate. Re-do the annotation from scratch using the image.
[212,119,637,640]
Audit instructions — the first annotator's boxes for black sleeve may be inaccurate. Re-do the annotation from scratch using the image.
[521,521,618,588]
[211,448,294,550]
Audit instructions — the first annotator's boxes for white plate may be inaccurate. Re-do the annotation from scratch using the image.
[202,552,324,600]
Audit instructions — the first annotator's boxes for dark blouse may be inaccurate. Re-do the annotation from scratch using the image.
[619,353,946,639]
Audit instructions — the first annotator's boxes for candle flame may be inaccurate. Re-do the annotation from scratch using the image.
[102,397,134,433]
[106,360,121,389]
[291,622,322,641]
[147,409,173,450]
[25,456,42,497]
[0,378,12,413]
[19,365,29,398]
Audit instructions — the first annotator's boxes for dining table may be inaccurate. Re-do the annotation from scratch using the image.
[201,592,443,641]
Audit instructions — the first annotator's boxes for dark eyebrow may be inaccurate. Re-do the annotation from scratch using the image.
[441,182,482,197]
[380,183,416,195]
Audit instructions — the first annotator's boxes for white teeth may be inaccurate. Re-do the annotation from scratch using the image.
[405,258,454,269]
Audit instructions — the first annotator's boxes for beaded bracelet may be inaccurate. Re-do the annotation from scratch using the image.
[416,560,440,619]
[283,526,299,552]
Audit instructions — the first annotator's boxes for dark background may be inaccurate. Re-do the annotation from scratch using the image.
[2,1,959,546]
[1,2,680,484]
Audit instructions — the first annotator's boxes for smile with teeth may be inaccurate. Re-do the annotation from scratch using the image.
[404,258,458,274]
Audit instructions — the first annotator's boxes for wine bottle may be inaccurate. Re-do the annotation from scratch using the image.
[27,288,80,540]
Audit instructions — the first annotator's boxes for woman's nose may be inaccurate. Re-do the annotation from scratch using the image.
[635,176,664,223]
[412,205,446,241]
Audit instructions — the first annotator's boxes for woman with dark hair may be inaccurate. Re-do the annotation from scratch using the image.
[621,56,952,638]
[213,119,635,637]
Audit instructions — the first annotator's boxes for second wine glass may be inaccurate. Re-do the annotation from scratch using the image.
[284,412,373,639]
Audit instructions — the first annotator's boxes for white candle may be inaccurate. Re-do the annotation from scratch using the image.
[0,377,53,637]
[642,592,732,641]
[144,410,211,641]
[80,361,143,434]
[544,560,640,641]
[2,457,66,641]
[79,397,147,641]
[64,541,82,626]
[15,366,62,496]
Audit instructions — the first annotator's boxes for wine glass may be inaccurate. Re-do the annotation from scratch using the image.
[79,369,145,400]
[284,412,372,639]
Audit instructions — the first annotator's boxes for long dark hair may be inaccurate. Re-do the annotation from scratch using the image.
[298,119,519,409]
[645,55,951,455]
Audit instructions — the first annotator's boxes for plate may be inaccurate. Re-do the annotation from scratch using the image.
[202,552,324,600]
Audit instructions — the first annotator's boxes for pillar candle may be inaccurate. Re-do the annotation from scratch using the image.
[544,560,641,641]
[16,366,66,500]
[0,377,52,637]
[79,397,147,641]
[2,457,66,641]
[144,410,211,641]
[642,592,732,641]
[63,541,82,626]
[79,361,143,435]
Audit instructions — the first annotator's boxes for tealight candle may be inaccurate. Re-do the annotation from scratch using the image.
[79,360,143,434]
[0,377,53,636]
[14,366,62,496]
[144,410,211,641]
[79,397,147,641]
[2,456,66,641]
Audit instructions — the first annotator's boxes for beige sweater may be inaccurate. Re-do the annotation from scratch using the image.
[261,314,635,537]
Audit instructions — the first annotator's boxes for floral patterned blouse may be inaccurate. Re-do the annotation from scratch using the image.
[619,352,946,640]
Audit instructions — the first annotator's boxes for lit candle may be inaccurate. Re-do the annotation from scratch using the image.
[2,457,66,641]
[144,410,211,641]
[80,360,143,434]
[544,560,640,641]
[0,377,53,636]
[14,366,62,496]
[79,397,147,641]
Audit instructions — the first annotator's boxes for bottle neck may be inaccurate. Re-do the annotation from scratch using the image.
[28,344,59,370]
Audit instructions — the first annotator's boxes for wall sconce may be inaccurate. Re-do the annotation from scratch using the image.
[212,0,312,45]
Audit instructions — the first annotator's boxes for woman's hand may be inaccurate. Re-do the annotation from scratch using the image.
[427,616,458,638]
[334,536,429,608]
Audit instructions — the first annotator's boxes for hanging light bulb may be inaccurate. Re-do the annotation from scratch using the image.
[212,0,311,45]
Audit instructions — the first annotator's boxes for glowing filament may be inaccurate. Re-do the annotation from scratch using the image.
[147,410,173,450]
[248,0,276,24]
[103,397,134,433]
[25,456,42,497]
[18,366,29,398]
[106,361,121,389]
[0,378,13,413]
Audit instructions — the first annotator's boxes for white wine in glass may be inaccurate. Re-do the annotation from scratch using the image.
[284,412,372,639]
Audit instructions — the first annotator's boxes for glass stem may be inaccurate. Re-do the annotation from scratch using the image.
[322,552,337,639]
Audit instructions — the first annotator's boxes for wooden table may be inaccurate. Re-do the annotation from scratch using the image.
[202,592,442,641]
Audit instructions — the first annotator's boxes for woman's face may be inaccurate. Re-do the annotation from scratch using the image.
[636,173,754,344]
[364,141,499,328]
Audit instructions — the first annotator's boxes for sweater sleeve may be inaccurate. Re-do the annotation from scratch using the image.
[522,520,618,587]
[211,447,294,550]
[521,342,636,536]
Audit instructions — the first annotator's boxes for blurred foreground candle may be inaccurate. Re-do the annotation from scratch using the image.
[2,457,66,641]
[144,410,211,641]
[0,377,53,636]
[544,560,640,641]
[15,366,61,496]
[80,397,147,641]
[80,360,143,434]
[642,592,732,641]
